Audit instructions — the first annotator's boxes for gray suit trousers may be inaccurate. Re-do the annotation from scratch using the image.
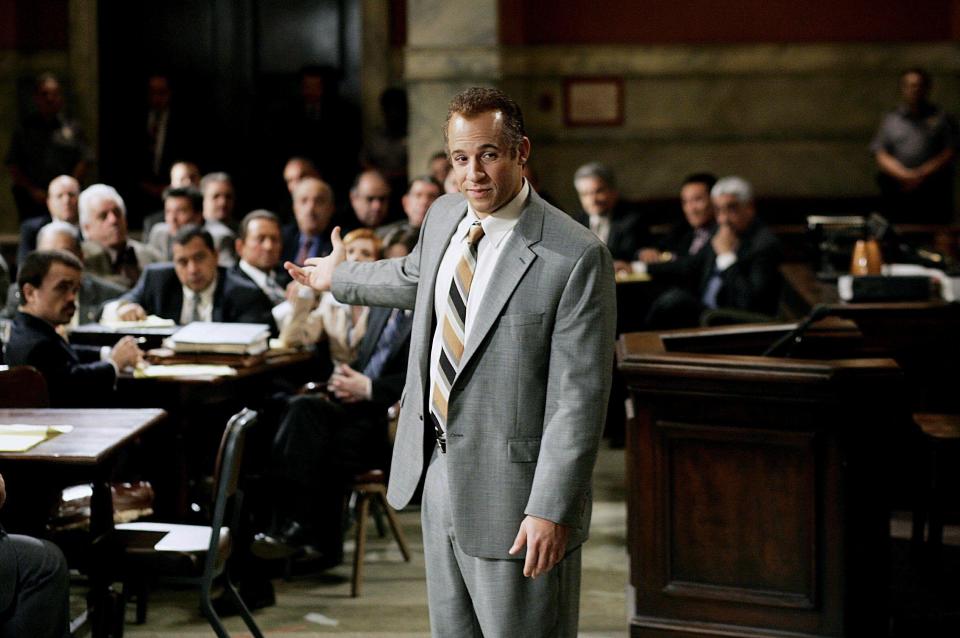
[422,448,581,638]
[0,533,71,638]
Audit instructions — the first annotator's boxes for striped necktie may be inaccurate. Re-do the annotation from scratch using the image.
[430,221,484,451]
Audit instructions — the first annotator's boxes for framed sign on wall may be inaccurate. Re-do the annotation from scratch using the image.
[564,77,624,126]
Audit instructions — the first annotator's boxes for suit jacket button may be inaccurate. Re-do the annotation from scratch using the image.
[418,413,423,421]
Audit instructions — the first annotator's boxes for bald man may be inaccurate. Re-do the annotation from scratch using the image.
[17,175,81,266]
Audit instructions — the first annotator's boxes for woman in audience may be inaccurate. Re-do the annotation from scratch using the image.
[276,228,380,363]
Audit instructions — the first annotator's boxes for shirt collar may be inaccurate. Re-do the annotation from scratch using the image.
[464,179,529,249]
[182,277,218,306]
[238,259,269,288]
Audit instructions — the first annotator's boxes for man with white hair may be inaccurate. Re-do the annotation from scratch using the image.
[16,174,81,266]
[5,221,126,324]
[79,184,161,289]
[645,176,782,328]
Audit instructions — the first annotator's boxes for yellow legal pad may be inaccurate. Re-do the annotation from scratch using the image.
[0,424,74,453]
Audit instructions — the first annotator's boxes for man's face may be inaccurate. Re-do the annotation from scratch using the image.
[429,156,450,184]
[900,72,929,109]
[345,237,378,263]
[575,176,617,217]
[164,196,201,233]
[170,162,200,188]
[83,197,128,249]
[447,110,529,215]
[173,236,217,292]
[713,193,755,235]
[147,76,171,111]
[402,180,440,227]
[47,177,80,223]
[23,262,81,326]
[284,160,316,195]
[293,179,334,236]
[35,78,64,118]
[350,174,391,227]
[203,181,235,222]
[680,182,714,230]
[236,218,282,272]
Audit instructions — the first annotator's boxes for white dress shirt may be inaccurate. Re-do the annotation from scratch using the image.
[180,279,217,324]
[429,180,529,402]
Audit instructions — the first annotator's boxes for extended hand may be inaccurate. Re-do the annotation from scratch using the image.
[508,515,570,578]
[327,363,369,403]
[284,227,346,293]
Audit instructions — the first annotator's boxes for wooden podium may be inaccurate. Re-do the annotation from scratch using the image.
[617,320,906,637]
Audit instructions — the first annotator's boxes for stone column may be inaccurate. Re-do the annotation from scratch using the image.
[69,0,98,179]
[405,0,502,177]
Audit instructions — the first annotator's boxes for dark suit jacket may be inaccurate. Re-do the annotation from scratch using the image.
[117,264,277,332]
[17,215,50,266]
[354,306,412,411]
[646,222,716,279]
[653,220,783,316]
[4,311,116,407]
[228,264,292,306]
[573,201,649,261]
[280,223,332,266]
[4,274,126,324]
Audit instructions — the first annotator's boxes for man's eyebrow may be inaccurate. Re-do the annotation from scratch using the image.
[450,143,501,154]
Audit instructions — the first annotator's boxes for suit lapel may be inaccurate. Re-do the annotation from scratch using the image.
[211,269,227,322]
[416,199,468,378]
[457,195,542,378]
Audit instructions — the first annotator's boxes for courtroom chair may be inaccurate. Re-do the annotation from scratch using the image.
[0,365,49,407]
[349,468,410,597]
[113,408,264,638]
[700,307,778,327]
[911,413,960,565]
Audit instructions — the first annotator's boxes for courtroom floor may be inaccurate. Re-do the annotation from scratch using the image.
[71,442,960,637]
[84,444,630,637]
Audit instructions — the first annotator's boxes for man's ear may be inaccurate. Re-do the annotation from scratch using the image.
[21,283,38,306]
[234,237,244,256]
[517,136,531,166]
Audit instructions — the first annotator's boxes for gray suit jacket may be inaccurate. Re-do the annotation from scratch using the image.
[333,189,616,559]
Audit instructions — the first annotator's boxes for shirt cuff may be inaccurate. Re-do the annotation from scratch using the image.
[715,252,737,272]
[363,376,373,401]
[630,261,648,274]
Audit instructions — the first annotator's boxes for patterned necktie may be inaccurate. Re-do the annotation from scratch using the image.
[114,245,141,287]
[430,221,484,450]
[264,274,286,305]
[363,309,408,381]
[190,292,203,323]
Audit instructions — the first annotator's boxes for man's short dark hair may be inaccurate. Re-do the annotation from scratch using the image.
[17,250,82,300]
[443,87,526,154]
[238,209,281,242]
[408,174,442,194]
[173,225,215,252]
[162,186,203,212]
[681,172,718,192]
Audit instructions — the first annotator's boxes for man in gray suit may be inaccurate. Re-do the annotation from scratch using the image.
[287,87,615,637]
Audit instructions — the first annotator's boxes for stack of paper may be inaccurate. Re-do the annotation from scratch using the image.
[0,424,73,453]
[165,322,270,355]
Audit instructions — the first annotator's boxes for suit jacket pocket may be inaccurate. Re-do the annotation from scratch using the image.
[508,437,541,463]
[499,312,543,327]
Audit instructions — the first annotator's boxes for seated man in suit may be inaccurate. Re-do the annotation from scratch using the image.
[200,172,239,267]
[281,177,336,266]
[231,209,289,307]
[573,161,649,273]
[378,174,441,245]
[17,175,81,267]
[102,225,276,331]
[142,160,203,237]
[0,472,72,638]
[146,186,204,261]
[80,184,161,289]
[4,221,125,325]
[251,303,412,564]
[5,250,142,407]
[645,176,783,328]
[637,172,717,270]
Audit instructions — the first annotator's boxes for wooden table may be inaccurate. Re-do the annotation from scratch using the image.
[0,408,167,638]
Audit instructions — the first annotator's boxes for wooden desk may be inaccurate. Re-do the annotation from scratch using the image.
[0,408,166,637]
[618,325,905,637]
[780,261,960,411]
